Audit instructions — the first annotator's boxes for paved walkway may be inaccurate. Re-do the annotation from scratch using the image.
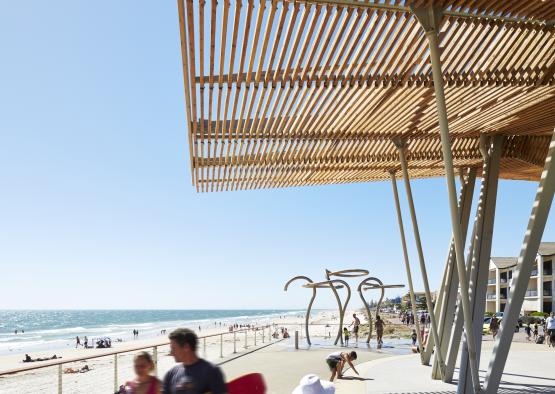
[220,334,555,393]
[339,341,555,394]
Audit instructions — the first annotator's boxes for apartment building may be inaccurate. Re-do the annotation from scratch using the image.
[486,242,555,314]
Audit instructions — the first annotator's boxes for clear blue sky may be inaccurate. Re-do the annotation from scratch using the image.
[1,1,554,310]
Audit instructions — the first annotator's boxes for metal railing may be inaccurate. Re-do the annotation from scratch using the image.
[525,290,538,297]
[486,294,497,300]
[0,325,276,394]
[487,279,496,285]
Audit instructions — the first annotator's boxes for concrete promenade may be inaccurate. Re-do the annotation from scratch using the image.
[221,335,555,393]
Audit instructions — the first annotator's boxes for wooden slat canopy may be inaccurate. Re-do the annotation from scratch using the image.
[177,0,555,191]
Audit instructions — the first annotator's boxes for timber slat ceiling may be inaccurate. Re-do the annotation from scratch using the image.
[177,0,555,192]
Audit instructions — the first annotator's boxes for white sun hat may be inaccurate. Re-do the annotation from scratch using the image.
[292,374,335,394]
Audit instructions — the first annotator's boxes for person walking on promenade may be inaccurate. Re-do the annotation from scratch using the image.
[547,312,555,347]
[163,328,226,394]
[375,315,385,346]
[411,329,417,346]
[119,352,161,394]
[490,316,500,339]
[525,324,532,341]
[325,351,359,381]
[533,323,539,340]
[75,336,81,348]
[349,314,361,345]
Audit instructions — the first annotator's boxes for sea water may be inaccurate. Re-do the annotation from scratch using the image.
[0,310,302,355]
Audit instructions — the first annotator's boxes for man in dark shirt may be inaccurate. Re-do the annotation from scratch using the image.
[164,328,227,394]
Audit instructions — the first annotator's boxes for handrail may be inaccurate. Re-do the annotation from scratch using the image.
[0,325,272,377]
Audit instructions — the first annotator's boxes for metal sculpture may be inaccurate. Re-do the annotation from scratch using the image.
[284,276,316,345]
[303,279,351,346]
[358,278,405,343]
[326,269,369,345]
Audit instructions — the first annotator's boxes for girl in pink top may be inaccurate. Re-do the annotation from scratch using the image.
[121,351,161,394]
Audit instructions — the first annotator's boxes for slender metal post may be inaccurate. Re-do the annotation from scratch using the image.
[114,354,118,393]
[220,334,223,358]
[429,168,476,376]
[412,6,481,391]
[262,327,265,343]
[459,135,502,394]
[484,131,555,394]
[244,330,248,349]
[203,337,207,358]
[233,330,237,353]
[153,346,158,376]
[389,171,424,357]
[58,364,62,394]
[254,329,257,346]
[295,330,299,349]
[444,218,478,382]
[395,141,445,374]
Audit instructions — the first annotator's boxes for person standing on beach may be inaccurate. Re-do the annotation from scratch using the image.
[349,314,360,344]
[164,328,227,394]
[75,336,81,348]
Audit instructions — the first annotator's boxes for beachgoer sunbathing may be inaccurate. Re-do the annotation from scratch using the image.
[325,351,359,381]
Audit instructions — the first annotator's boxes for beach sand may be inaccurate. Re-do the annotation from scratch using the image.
[0,311,330,393]
[2,310,416,393]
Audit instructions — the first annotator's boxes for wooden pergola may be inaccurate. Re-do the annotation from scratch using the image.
[177,1,555,393]
[177,0,555,192]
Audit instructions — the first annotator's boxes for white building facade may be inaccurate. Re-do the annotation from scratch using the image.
[486,242,555,314]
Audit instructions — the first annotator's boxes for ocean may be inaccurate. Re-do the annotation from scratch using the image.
[0,309,302,355]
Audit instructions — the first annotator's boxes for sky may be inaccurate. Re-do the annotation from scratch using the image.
[1,1,554,310]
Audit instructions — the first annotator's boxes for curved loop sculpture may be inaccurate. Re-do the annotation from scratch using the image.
[284,276,316,345]
[359,280,405,344]
[326,269,367,345]
[327,269,370,278]
[358,277,384,343]
[304,279,351,346]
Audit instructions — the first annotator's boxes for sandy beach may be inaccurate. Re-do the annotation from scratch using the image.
[0,311,335,393]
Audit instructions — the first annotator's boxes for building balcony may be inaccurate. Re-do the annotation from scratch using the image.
[486,294,497,300]
[525,290,538,297]
[530,270,538,277]
[544,289,553,297]
[488,279,496,285]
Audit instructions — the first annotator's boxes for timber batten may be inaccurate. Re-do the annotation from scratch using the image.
[177,0,555,191]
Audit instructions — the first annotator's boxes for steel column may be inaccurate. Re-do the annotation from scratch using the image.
[413,5,481,391]
[395,141,445,374]
[389,171,425,358]
[484,131,555,394]
[444,219,478,382]
[429,168,476,378]
[459,135,503,394]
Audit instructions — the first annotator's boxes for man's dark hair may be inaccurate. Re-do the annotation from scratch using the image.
[349,351,357,360]
[169,328,198,352]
